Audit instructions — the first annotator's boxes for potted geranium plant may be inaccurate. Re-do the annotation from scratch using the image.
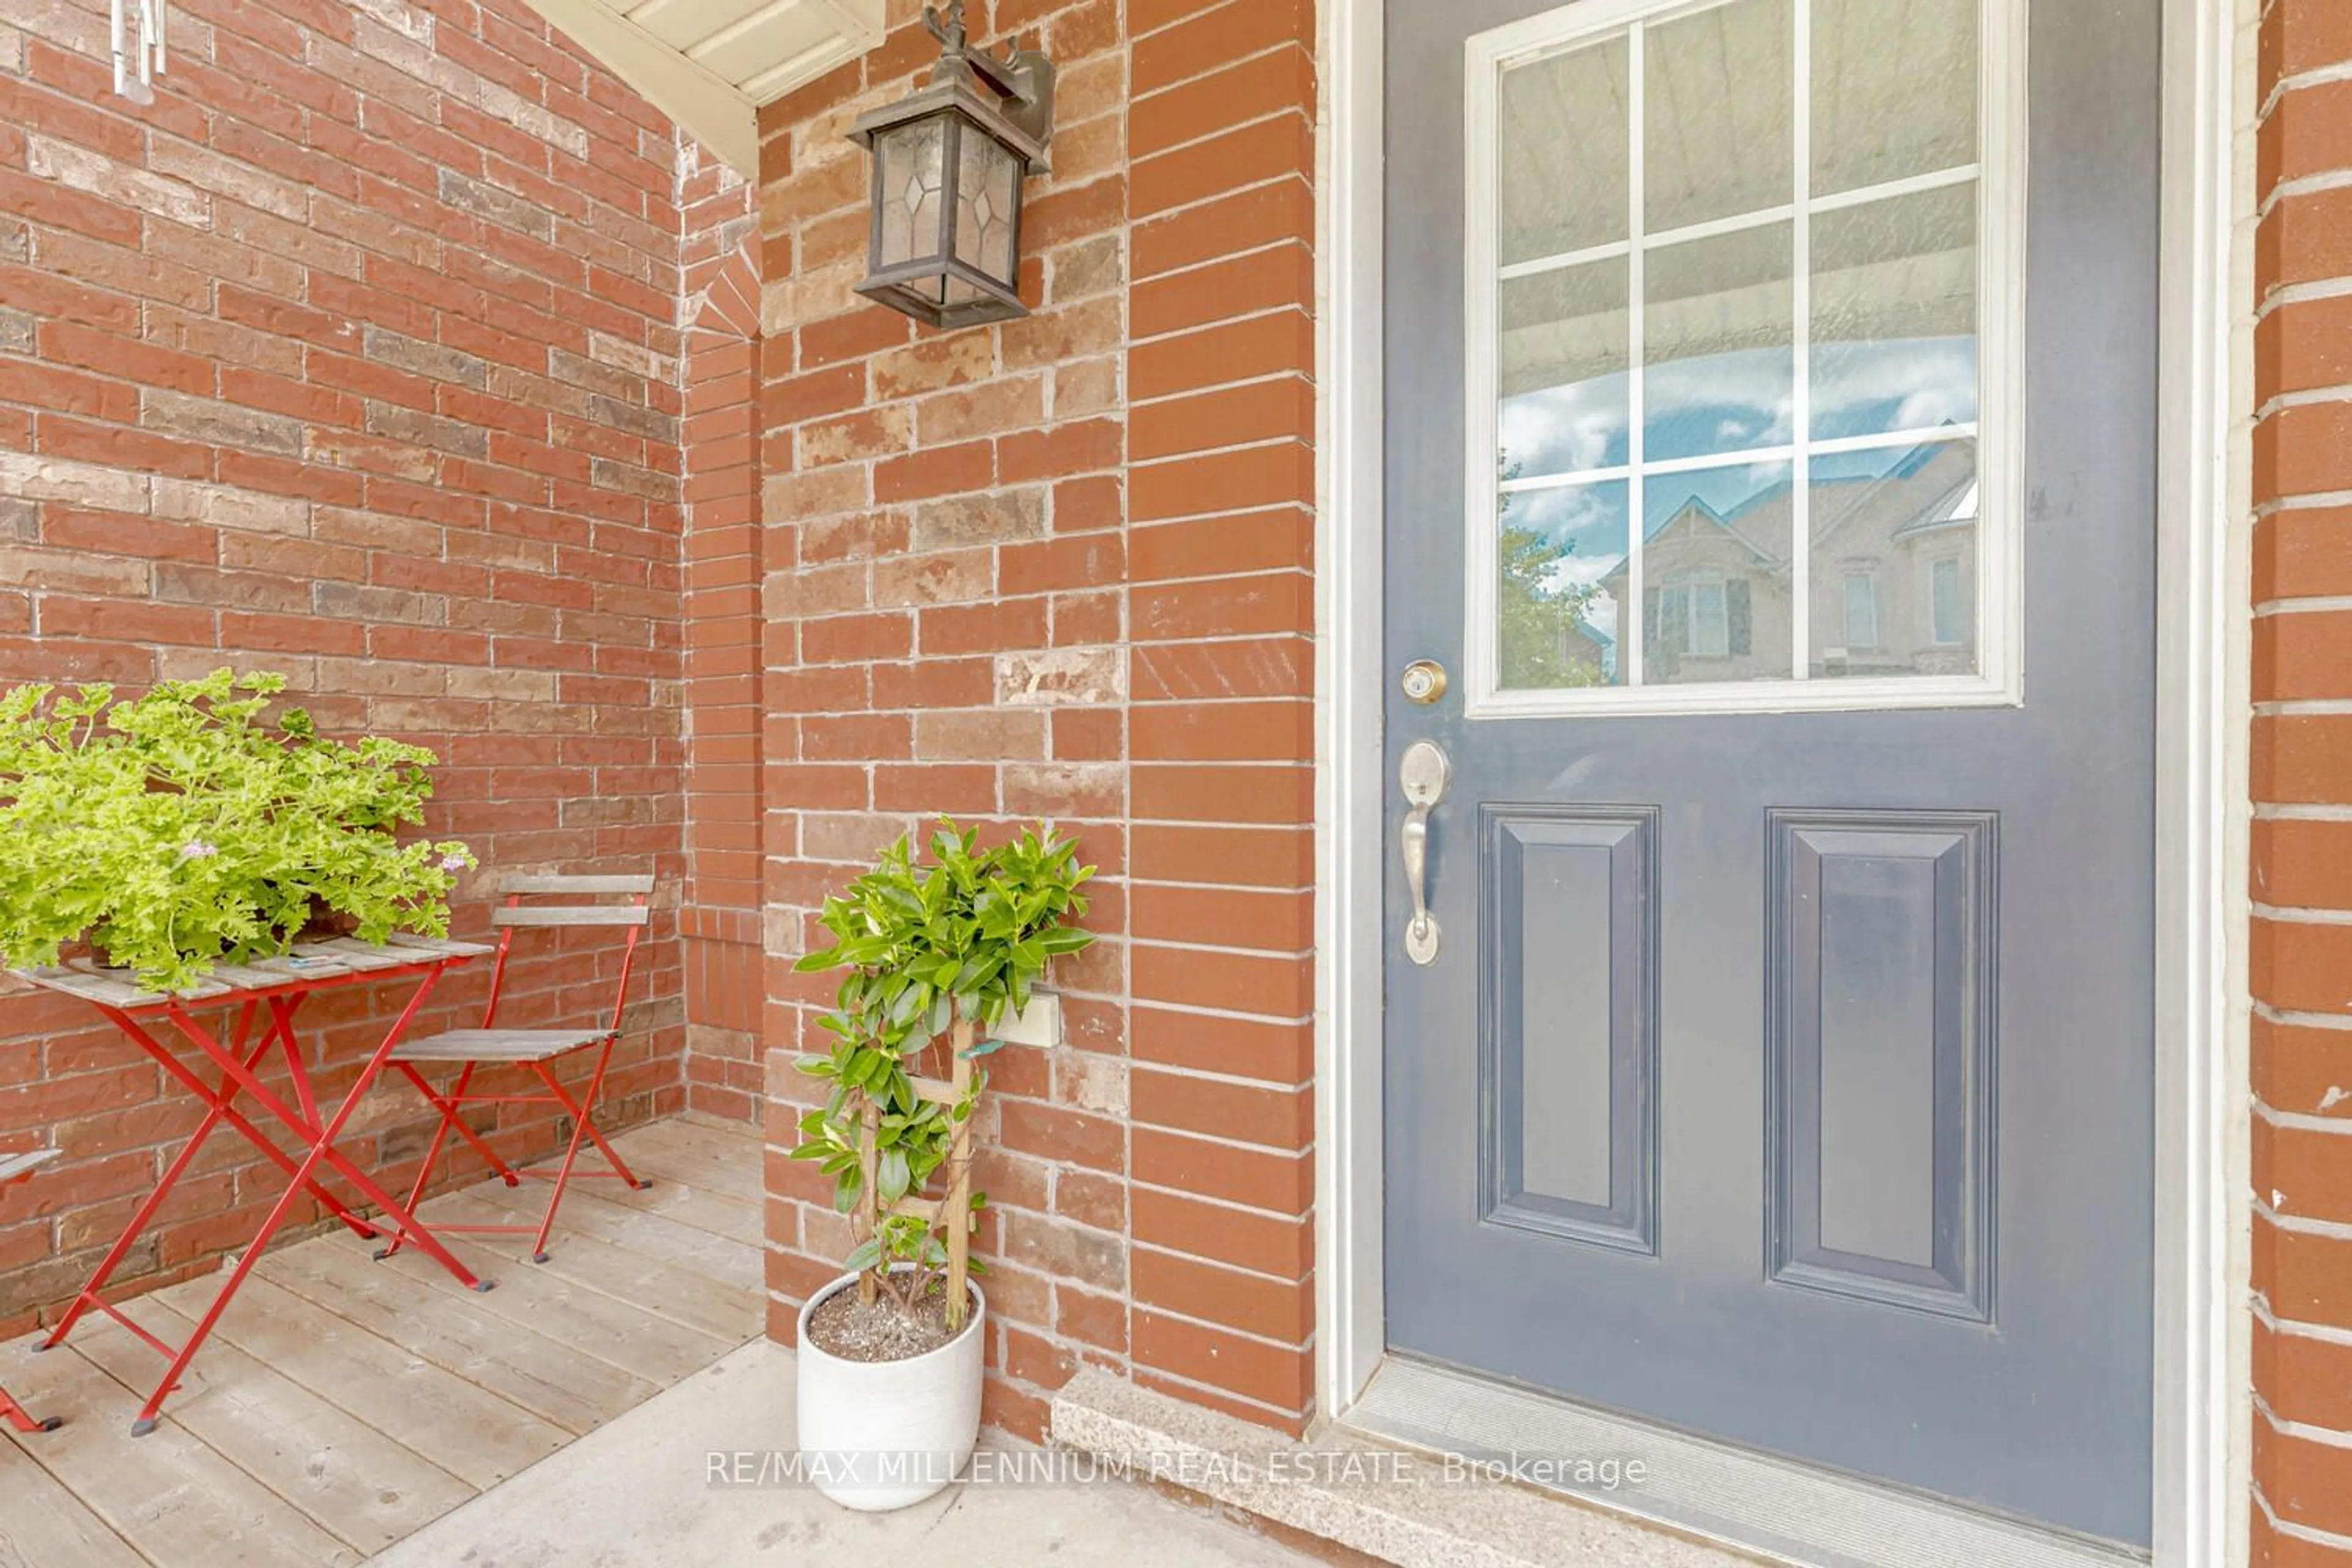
[788,820,1094,1510]
[0,670,473,992]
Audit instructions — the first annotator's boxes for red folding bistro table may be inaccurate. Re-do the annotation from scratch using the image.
[12,935,497,1434]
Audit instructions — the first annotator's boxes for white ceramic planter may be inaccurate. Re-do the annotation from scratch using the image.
[794,1270,986,1512]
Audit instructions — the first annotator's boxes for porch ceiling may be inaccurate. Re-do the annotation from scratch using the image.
[523,0,883,176]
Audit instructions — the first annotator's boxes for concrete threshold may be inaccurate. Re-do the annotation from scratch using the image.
[1049,1369,1763,1568]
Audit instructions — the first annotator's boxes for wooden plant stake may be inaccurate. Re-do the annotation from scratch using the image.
[855,1017,978,1323]
[856,1097,881,1306]
[941,1017,974,1327]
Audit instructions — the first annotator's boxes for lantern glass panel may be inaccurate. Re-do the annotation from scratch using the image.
[952,121,1022,289]
[876,117,948,268]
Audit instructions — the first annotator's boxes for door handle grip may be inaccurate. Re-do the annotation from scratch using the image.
[1399,741,1450,966]
[1401,810,1438,963]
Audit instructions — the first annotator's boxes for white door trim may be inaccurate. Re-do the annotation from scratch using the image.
[1310,0,2253,1563]
[2149,0,2252,1560]
[1313,0,1389,1422]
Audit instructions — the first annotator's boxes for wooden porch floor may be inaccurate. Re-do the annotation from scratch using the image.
[0,1115,763,1567]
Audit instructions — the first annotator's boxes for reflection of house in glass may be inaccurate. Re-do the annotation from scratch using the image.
[1585,439,1978,682]
[1574,620,1615,681]
[1545,612,1615,683]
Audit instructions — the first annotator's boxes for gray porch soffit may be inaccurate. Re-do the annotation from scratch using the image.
[519,0,885,176]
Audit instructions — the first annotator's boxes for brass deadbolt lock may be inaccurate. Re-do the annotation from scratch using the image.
[1400,659,1449,706]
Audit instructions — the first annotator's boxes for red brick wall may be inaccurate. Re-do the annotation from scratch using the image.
[754,0,1318,1438]
[2252,1,2352,1560]
[0,0,698,1334]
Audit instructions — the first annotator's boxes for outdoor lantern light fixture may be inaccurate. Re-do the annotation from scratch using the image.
[848,0,1054,330]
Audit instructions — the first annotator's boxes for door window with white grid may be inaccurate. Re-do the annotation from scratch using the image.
[1467,0,2016,712]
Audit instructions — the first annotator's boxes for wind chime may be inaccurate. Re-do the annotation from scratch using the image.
[112,0,166,105]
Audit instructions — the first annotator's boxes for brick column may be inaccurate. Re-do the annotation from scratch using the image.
[680,244,767,1118]
[2250,1,2352,1559]
[680,141,768,1121]
[753,0,1320,1438]
[755,0,1136,1441]
[1121,0,1319,1431]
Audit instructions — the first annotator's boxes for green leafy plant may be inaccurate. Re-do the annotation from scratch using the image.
[0,669,474,992]
[1498,456,1608,690]
[791,821,1095,1332]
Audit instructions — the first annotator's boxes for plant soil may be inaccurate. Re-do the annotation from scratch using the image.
[806,1283,979,1363]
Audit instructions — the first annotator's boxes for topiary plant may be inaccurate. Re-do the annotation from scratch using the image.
[790,820,1095,1333]
[0,669,474,992]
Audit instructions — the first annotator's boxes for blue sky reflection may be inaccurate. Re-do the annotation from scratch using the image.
[1499,336,1977,482]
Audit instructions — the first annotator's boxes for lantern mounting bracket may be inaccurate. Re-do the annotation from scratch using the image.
[922,0,1055,156]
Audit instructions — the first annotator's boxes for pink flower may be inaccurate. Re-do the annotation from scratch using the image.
[179,840,218,861]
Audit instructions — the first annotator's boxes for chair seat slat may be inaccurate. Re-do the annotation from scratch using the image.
[497,874,655,895]
[391,1027,613,1063]
[0,1150,61,1184]
[491,906,652,928]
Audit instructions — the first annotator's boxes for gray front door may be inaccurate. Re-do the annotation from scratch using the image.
[1382,0,2155,1547]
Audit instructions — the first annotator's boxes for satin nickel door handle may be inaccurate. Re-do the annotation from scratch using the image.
[1400,739,1451,965]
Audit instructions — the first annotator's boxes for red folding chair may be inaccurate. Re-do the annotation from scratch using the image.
[382,874,654,1264]
[1,1149,62,1434]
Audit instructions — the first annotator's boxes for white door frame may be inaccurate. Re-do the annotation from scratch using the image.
[1309,0,2252,1562]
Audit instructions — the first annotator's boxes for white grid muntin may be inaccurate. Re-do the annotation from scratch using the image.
[1792,0,1812,680]
[1496,162,1985,285]
[1500,422,1985,494]
[1627,21,1646,685]
[1462,0,2027,718]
